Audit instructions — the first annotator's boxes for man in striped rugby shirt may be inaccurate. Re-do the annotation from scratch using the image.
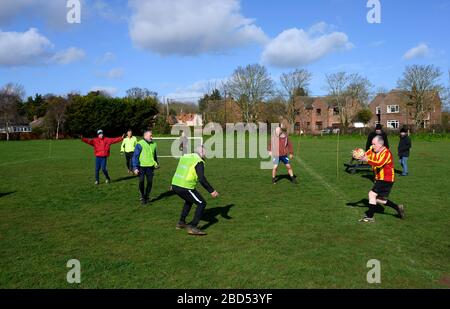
[358,135,405,223]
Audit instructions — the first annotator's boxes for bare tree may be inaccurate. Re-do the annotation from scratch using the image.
[126,87,158,100]
[0,83,25,141]
[280,69,312,127]
[397,65,444,127]
[345,73,373,106]
[325,72,352,130]
[226,64,274,122]
[45,96,69,139]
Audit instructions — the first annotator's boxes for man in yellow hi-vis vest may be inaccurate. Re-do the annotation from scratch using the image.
[171,145,219,236]
[132,130,158,205]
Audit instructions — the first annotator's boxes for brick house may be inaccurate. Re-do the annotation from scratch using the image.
[368,90,442,130]
[282,96,362,134]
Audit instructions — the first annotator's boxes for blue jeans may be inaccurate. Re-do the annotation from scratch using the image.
[399,157,408,175]
[95,156,110,182]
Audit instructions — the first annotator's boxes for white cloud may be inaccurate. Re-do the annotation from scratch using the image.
[165,78,226,102]
[51,47,86,64]
[0,0,84,28]
[261,23,353,68]
[403,43,431,60]
[90,86,118,96]
[99,67,124,79]
[97,52,116,64]
[0,28,85,67]
[0,28,53,66]
[128,0,268,55]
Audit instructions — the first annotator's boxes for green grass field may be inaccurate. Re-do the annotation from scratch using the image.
[0,135,449,288]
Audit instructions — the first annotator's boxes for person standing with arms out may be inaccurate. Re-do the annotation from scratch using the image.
[398,128,412,176]
[121,129,138,174]
[356,135,405,223]
[132,130,158,205]
[171,145,219,236]
[268,127,297,184]
[82,130,124,185]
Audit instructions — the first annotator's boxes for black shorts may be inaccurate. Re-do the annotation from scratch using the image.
[371,181,394,198]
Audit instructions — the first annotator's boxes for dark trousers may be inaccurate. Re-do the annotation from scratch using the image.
[139,167,154,200]
[125,152,133,171]
[95,156,110,182]
[172,185,207,227]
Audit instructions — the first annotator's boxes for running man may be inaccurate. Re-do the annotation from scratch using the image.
[121,129,138,174]
[171,145,219,236]
[132,130,158,205]
[268,127,297,184]
[356,135,405,223]
[82,129,124,185]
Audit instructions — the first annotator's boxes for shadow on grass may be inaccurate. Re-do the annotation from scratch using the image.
[275,174,296,183]
[151,190,176,202]
[114,176,137,183]
[0,191,16,198]
[200,204,235,231]
[346,198,398,217]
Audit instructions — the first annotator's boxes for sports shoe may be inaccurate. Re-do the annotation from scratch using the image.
[290,176,298,184]
[272,178,277,184]
[359,216,375,223]
[187,225,207,236]
[94,181,99,185]
[176,222,188,230]
[105,179,110,184]
[397,204,406,219]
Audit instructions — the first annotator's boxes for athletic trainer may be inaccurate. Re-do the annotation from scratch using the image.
[171,145,219,236]
[357,135,405,223]
[82,129,123,185]
[132,130,158,205]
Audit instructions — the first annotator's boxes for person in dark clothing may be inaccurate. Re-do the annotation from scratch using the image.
[132,130,158,205]
[171,145,219,236]
[398,127,412,176]
[366,124,389,150]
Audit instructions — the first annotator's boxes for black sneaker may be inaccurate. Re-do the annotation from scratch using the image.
[290,176,298,184]
[272,178,276,184]
[397,204,406,219]
[187,225,207,236]
[176,222,188,230]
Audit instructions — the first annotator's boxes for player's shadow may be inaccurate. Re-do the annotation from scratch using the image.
[151,190,176,202]
[346,199,397,217]
[275,174,294,183]
[200,204,234,230]
[0,191,16,198]
[114,176,136,183]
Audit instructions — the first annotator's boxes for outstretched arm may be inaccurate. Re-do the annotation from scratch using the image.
[81,137,94,146]
[107,136,124,145]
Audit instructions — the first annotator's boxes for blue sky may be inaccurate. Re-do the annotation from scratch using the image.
[0,0,449,101]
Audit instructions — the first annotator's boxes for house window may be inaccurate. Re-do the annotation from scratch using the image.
[387,105,399,113]
[315,122,323,130]
[333,107,339,115]
[387,120,399,129]
[294,122,301,131]
[294,109,300,116]
[306,122,311,128]
[316,109,321,115]
[376,106,381,115]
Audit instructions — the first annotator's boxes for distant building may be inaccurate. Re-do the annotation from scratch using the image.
[0,125,32,134]
[368,90,442,129]
[282,96,362,135]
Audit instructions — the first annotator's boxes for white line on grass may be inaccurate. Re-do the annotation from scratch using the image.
[294,156,348,202]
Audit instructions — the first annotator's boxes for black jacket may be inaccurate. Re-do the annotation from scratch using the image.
[366,131,389,150]
[398,135,412,157]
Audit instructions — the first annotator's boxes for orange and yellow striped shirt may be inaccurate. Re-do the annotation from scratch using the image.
[365,146,395,182]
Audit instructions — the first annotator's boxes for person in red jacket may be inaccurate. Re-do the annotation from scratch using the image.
[82,129,124,185]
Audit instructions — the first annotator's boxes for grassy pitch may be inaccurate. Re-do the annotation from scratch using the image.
[0,135,449,288]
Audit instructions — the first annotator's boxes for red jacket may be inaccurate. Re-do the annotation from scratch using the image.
[82,136,123,157]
